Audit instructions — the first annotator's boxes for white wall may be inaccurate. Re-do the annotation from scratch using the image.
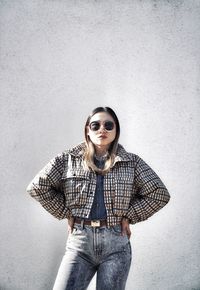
[0,1,200,289]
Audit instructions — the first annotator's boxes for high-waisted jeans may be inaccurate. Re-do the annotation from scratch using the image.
[53,222,132,290]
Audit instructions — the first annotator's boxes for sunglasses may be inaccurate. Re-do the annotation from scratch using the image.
[89,120,115,131]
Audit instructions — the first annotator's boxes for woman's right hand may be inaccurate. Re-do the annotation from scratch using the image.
[67,216,75,234]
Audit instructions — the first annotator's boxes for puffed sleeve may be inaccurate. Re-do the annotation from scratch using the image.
[125,155,170,224]
[26,152,72,220]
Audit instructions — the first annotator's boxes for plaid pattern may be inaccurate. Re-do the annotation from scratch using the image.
[26,142,170,227]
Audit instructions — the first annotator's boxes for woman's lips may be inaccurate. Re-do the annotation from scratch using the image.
[98,135,107,139]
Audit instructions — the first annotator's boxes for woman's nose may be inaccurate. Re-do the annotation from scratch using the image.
[99,124,106,132]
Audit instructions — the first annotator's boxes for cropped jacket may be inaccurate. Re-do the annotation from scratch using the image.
[26,142,170,227]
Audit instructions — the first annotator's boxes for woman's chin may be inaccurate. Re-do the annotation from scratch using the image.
[93,140,111,147]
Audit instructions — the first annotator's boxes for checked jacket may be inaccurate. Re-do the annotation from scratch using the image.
[26,142,170,227]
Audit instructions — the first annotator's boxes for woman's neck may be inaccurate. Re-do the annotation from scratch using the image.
[94,145,109,157]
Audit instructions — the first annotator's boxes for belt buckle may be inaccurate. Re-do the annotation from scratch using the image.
[91,220,100,227]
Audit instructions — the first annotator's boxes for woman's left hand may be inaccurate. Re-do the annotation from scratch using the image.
[121,217,132,239]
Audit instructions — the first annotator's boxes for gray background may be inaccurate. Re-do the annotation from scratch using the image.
[0,0,200,289]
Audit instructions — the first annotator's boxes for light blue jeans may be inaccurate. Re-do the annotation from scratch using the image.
[53,222,132,290]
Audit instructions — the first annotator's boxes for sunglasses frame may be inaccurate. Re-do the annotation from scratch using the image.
[88,120,115,132]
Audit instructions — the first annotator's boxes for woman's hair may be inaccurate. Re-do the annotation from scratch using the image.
[83,106,120,175]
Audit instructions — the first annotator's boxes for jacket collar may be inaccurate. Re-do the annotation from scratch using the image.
[68,141,132,162]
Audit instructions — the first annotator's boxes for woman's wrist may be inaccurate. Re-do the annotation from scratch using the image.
[122,216,130,222]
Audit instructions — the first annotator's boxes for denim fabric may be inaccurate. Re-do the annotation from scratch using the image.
[88,172,106,219]
[53,222,132,290]
[86,157,107,220]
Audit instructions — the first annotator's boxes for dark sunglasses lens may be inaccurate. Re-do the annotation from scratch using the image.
[104,121,114,131]
[89,122,100,131]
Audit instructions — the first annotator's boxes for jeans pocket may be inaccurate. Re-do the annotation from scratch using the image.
[112,224,122,235]
[71,224,86,235]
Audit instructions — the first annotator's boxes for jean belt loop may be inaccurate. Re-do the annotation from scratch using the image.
[81,219,84,230]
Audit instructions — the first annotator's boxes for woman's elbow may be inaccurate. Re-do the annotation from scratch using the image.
[26,182,37,197]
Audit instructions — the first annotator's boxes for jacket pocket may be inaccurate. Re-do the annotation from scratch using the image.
[62,172,91,208]
[112,177,133,216]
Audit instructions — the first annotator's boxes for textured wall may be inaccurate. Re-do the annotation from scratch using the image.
[0,0,200,289]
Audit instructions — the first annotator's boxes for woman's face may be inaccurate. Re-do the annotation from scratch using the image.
[87,112,117,149]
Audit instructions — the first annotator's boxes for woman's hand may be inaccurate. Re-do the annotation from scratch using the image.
[121,217,132,239]
[67,216,75,234]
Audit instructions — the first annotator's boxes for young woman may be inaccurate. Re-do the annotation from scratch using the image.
[27,106,170,290]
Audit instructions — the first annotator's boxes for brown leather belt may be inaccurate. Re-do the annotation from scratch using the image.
[74,218,107,228]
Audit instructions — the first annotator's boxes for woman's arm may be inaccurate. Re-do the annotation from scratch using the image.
[26,152,72,220]
[125,155,170,224]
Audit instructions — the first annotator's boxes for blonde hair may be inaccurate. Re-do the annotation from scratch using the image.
[83,107,120,175]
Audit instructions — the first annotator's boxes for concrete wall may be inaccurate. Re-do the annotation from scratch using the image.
[0,0,200,289]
